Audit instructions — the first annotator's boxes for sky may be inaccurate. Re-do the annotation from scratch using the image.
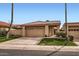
[0,3,79,26]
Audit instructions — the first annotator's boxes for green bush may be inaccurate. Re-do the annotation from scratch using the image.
[44,38,67,41]
[68,35,74,41]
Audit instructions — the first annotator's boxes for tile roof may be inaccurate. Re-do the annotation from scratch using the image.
[22,21,60,26]
[64,22,79,26]
[0,21,9,27]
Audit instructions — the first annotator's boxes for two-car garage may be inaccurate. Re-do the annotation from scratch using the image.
[25,27,45,37]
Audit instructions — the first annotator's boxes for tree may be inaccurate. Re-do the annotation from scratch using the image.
[65,3,68,38]
[6,3,14,39]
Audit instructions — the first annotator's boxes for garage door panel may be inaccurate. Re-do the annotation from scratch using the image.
[26,27,45,37]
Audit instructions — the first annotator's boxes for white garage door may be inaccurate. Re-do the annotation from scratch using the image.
[26,27,45,37]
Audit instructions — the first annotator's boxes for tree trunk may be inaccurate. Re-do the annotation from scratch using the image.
[6,3,14,39]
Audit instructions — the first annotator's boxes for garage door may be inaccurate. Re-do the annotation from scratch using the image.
[26,27,45,37]
[73,32,79,40]
[69,31,79,41]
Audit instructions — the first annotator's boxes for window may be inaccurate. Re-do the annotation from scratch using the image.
[68,29,79,31]
[68,29,73,31]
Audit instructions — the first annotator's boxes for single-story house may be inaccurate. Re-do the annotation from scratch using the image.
[0,21,9,31]
[17,21,60,37]
[62,22,79,41]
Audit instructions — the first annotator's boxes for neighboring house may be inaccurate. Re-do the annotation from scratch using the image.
[0,21,9,31]
[62,22,79,40]
[19,21,61,37]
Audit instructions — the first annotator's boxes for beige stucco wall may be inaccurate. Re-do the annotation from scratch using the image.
[45,25,49,36]
[49,26,54,36]
[10,29,22,36]
[22,26,26,37]
[0,28,8,31]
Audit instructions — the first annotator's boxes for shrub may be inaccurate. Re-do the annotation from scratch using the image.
[44,34,47,37]
[44,37,67,41]
[0,30,7,36]
[56,32,66,38]
[68,35,74,41]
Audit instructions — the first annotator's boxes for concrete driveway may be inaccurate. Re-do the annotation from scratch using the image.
[0,37,42,45]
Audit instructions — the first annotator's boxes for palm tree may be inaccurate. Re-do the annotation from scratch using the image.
[65,3,68,38]
[6,3,14,39]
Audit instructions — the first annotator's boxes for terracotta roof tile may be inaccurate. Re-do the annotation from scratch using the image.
[22,21,60,26]
[64,22,79,26]
[0,21,9,27]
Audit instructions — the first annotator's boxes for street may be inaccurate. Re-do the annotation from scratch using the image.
[0,49,79,56]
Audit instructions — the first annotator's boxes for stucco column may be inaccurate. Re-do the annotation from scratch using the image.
[22,26,25,37]
[64,25,68,36]
[67,25,68,36]
[45,25,49,36]
[57,26,60,32]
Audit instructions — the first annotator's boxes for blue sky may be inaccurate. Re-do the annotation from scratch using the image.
[0,3,79,25]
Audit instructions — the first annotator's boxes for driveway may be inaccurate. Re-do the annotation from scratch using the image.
[0,37,42,45]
